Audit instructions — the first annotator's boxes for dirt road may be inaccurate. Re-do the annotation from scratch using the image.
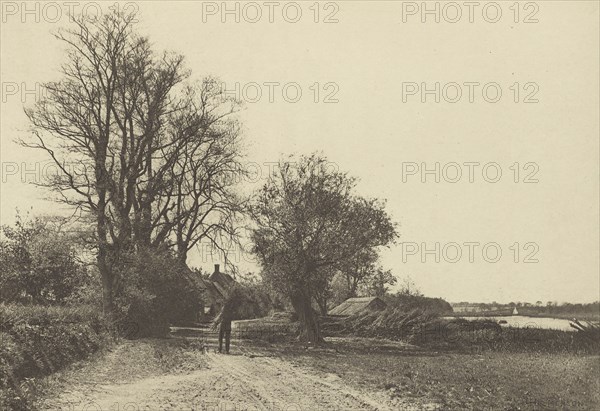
[40,339,405,410]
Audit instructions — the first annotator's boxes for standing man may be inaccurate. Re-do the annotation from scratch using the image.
[212,286,248,354]
[217,306,233,354]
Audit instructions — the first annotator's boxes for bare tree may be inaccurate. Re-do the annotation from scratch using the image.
[24,13,144,318]
[161,80,245,265]
[24,11,244,320]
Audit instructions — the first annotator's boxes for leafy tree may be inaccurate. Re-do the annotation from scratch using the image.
[236,273,286,315]
[338,248,378,299]
[250,154,397,344]
[364,267,397,297]
[0,212,88,304]
[327,271,351,309]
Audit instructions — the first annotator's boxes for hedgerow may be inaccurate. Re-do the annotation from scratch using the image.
[0,303,112,410]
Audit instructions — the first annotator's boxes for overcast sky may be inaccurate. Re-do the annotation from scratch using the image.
[1,1,598,303]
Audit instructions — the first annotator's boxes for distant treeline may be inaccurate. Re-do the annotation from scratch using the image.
[518,304,600,321]
[452,301,600,320]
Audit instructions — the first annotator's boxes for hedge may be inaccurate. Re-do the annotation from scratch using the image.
[0,303,112,410]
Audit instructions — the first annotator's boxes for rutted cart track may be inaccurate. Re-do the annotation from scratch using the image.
[41,336,408,410]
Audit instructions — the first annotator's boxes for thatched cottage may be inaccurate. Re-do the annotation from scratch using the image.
[185,264,236,321]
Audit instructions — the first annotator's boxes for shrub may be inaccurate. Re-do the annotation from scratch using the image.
[115,247,204,338]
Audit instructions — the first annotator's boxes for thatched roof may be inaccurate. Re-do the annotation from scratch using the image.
[329,296,387,316]
[209,270,235,290]
[182,264,236,303]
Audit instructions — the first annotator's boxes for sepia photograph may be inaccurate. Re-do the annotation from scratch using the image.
[1,1,599,409]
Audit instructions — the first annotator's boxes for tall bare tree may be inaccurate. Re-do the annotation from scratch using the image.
[162,80,244,264]
[24,13,141,318]
[24,11,244,320]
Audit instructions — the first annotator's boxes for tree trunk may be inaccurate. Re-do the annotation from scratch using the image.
[347,277,359,299]
[97,209,115,325]
[290,289,324,345]
[96,156,115,327]
[316,295,328,316]
[344,273,358,299]
[99,256,114,318]
[176,237,188,266]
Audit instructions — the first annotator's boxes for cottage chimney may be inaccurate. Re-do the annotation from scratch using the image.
[214,264,220,273]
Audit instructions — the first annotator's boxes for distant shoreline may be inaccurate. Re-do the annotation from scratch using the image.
[446,312,600,322]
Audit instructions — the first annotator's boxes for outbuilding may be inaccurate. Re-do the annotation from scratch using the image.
[329,296,387,316]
